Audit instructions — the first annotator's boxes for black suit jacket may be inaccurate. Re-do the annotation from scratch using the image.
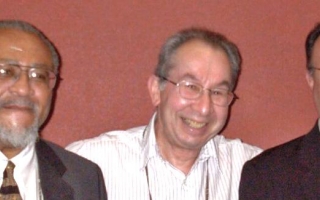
[36,140,107,200]
[239,121,320,200]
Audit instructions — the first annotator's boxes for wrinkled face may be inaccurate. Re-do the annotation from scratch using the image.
[0,28,53,147]
[149,40,233,151]
[307,37,320,116]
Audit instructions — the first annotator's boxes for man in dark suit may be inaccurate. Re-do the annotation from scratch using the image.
[0,20,107,199]
[239,23,320,200]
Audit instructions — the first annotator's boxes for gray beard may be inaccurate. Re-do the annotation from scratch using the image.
[0,120,39,148]
[0,98,40,148]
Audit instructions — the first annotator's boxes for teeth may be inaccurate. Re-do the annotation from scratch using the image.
[184,118,206,128]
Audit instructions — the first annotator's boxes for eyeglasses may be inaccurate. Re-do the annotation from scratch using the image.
[159,76,235,107]
[0,63,57,89]
[312,67,320,71]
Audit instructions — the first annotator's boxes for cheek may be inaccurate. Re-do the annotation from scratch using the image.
[165,95,190,113]
[0,84,11,97]
[315,79,320,91]
[313,86,320,104]
[34,89,52,114]
[312,80,320,101]
[213,106,229,121]
[159,88,187,109]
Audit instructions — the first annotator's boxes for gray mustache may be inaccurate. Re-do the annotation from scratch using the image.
[0,98,37,112]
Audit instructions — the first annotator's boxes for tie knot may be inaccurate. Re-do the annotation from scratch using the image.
[4,161,15,178]
[6,161,15,170]
[0,160,22,199]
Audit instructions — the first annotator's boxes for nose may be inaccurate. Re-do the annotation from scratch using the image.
[8,72,34,96]
[192,90,213,115]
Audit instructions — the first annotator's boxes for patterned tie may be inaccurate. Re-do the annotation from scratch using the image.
[0,161,22,200]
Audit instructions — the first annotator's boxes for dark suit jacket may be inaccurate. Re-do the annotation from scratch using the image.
[35,139,107,200]
[239,121,320,200]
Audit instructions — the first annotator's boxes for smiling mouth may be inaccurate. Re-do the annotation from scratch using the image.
[183,118,206,128]
[4,105,33,111]
[0,99,35,112]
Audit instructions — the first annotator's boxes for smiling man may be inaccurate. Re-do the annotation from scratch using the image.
[0,20,107,200]
[67,28,262,200]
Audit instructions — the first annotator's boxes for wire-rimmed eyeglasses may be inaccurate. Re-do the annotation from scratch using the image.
[0,62,57,89]
[158,76,235,107]
[311,67,320,71]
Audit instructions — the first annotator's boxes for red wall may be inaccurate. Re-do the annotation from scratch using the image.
[0,1,319,149]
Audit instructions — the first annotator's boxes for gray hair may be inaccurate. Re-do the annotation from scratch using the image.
[155,27,241,90]
[306,23,320,75]
[0,20,60,73]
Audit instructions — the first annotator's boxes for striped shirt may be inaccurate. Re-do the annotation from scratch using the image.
[66,114,262,200]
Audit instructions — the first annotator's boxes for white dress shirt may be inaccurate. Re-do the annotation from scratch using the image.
[0,142,41,200]
[67,113,262,200]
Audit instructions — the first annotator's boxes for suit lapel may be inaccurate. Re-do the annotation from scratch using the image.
[298,122,320,199]
[36,140,74,200]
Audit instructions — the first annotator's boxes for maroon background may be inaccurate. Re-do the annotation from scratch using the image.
[0,1,319,149]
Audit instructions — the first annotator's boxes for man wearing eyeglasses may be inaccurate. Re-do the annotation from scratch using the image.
[0,20,107,199]
[239,23,320,199]
[67,28,261,199]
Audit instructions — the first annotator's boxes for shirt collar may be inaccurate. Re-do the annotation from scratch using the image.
[140,112,220,170]
[140,113,158,169]
[0,141,37,187]
[0,141,36,164]
[201,137,222,171]
[10,142,37,184]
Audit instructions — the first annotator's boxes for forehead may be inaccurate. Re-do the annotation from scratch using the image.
[0,28,53,68]
[169,40,232,85]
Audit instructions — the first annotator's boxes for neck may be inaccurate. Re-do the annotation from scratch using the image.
[158,143,201,175]
[0,144,23,159]
[154,119,203,174]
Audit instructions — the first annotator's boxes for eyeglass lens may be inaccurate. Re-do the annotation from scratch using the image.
[0,63,57,89]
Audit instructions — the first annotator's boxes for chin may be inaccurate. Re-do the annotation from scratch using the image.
[0,119,40,148]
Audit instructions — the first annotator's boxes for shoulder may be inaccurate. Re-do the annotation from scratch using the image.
[38,140,107,199]
[241,134,307,182]
[239,134,308,199]
[41,140,101,171]
[248,122,320,168]
[245,134,305,168]
[213,135,262,159]
[66,126,146,154]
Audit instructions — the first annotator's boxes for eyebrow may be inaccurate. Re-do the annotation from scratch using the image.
[179,73,232,89]
[214,81,232,90]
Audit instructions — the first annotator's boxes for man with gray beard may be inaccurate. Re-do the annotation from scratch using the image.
[0,20,107,200]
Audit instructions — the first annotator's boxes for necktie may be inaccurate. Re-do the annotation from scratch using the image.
[0,161,22,200]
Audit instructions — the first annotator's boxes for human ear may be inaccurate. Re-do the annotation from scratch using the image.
[306,71,315,90]
[148,75,161,106]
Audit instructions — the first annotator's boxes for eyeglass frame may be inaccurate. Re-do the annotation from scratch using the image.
[158,76,236,107]
[0,62,58,90]
[311,67,320,71]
